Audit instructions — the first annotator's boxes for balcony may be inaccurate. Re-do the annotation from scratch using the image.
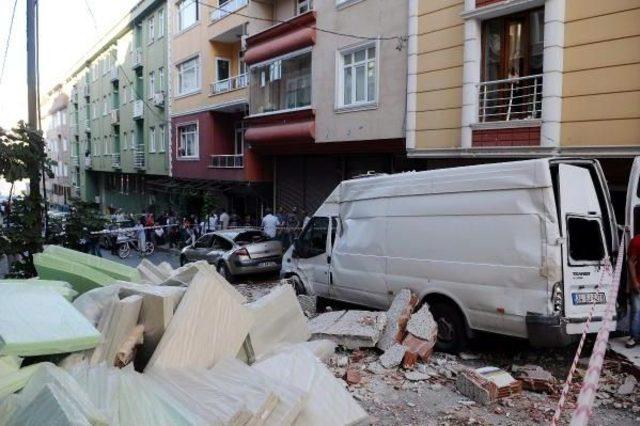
[112,153,121,168]
[477,74,543,123]
[83,119,91,133]
[83,85,90,98]
[132,48,143,70]
[210,154,244,169]
[110,109,120,125]
[71,155,79,167]
[153,92,165,107]
[84,156,92,169]
[71,89,78,104]
[134,148,146,169]
[110,67,119,82]
[211,74,247,95]
[210,0,248,22]
[133,99,144,120]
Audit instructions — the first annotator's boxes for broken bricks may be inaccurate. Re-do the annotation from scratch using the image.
[377,289,418,352]
[456,367,522,405]
[401,303,438,368]
[309,310,387,349]
[511,364,558,394]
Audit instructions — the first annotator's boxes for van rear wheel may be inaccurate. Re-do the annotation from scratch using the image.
[430,302,467,354]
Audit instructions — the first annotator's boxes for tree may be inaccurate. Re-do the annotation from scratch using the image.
[64,198,106,251]
[0,121,52,276]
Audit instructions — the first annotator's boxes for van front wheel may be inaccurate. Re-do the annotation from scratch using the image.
[430,303,467,354]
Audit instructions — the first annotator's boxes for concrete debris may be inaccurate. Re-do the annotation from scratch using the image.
[297,294,317,317]
[456,367,521,405]
[379,343,407,369]
[617,375,637,396]
[404,371,431,381]
[402,333,435,368]
[511,364,558,393]
[460,352,481,361]
[406,304,438,342]
[309,310,387,349]
[377,289,417,351]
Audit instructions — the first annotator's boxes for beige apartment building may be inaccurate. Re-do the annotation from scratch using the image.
[407,0,640,200]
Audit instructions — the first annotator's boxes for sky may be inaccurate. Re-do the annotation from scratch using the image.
[0,0,135,195]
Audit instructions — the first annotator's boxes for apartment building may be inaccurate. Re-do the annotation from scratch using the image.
[41,85,72,209]
[406,0,640,204]
[67,0,170,214]
[168,0,408,216]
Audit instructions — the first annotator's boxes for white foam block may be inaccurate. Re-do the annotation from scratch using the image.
[254,348,368,426]
[90,295,142,366]
[146,270,254,370]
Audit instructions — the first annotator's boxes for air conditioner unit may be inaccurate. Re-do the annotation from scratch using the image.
[153,92,165,107]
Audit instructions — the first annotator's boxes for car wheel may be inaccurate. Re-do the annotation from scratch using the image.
[290,275,306,295]
[217,262,235,284]
[118,244,130,260]
[429,302,468,354]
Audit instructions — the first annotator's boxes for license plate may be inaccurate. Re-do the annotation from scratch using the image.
[258,261,277,267]
[572,292,606,305]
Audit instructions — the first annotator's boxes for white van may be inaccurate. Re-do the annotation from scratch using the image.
[281,158,635,351]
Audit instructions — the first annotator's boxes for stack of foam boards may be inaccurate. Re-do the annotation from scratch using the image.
[34,253,115,295]
[137,259,171,285]
[146,268,253,370]
[43,245,141,282]
[0,284,100,356]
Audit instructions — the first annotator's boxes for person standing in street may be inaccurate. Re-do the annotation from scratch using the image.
[207,210,218,232]
[261,208,280,239]
[220,209,230,229]
[136,218,146,256]
[627,233,640,347]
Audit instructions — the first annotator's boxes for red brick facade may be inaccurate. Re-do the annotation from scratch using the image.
[472,126,541,147]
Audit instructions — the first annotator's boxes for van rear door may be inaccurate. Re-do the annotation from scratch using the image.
[558,164,610,333]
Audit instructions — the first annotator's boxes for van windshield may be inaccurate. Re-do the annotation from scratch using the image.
[567,217,606,264]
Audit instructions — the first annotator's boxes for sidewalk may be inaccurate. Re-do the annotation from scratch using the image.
[610,337,640,370]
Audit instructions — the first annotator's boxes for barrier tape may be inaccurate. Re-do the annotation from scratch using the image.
[570,245,625,425]
[551,255,614,425]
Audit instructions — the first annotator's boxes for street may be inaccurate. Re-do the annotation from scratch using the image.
[99,246,181,269]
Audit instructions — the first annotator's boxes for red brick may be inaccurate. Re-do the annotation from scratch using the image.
[344,368,362,385]
[402,333,435,368]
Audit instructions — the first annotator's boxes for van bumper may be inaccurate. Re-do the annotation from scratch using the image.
[525,313,576,347]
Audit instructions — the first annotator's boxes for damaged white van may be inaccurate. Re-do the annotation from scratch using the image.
[281,158,630,352]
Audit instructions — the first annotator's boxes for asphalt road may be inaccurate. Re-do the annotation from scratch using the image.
[99,246,181,269]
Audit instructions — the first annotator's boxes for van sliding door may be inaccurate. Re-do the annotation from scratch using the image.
[558,164,610,331]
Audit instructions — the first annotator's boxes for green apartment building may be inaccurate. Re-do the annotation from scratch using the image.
[68,0,169,214]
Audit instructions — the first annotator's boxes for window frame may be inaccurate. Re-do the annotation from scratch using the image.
[296,0,312,15]
[177,121,199,159]
[566,215,608,266]
[177,0,199,33]
[336,40,380,110]
[176,55,201,97]
[149,70,156,99]
[215,57,231,82]
[149,126,156,153]
[158,124,166,152]
[157,8,165,38]
[148,16,155,44]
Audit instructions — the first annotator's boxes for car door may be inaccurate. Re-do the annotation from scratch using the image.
[208,236,233,264]
[188,234,214,262]
[558,164,610,331]
[295,217,331,296]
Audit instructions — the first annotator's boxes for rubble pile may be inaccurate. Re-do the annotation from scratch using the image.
[0,250,369,425]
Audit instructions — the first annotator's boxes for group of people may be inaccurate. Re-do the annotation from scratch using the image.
[261,207,311,249]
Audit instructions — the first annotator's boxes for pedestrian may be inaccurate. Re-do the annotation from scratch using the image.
[220,209,230,230]
[207,210,218,232]
[136,218,146,256]
[261,208,280,239]
[626,233,640,347]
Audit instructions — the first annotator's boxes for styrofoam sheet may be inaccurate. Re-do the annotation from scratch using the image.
[34,253,115,295]
[0,280,78,301]
[0,285,100,356]
[6,383,92,426]
[0,363,41,399]
[44,245,141,282]
[254,348,368,426]
[90,295,142,366]
[0,356,21,378]
[146,270,254,370]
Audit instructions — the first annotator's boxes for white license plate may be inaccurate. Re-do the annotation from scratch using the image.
[572,292,606,305]
[258,261,277,268]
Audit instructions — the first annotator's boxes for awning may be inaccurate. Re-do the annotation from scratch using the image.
[245,120,315,145]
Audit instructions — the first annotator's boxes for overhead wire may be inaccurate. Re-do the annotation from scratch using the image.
[0,0,19,87]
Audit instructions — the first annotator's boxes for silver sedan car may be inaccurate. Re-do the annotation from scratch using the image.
[180,228,283,282]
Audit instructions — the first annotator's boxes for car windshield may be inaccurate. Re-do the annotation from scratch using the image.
[234,231,269,245]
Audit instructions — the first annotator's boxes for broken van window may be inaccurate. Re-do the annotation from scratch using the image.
[567,217,605,264]
[298,217,329,258]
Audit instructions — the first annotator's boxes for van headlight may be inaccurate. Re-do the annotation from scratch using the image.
[552,282,564,314]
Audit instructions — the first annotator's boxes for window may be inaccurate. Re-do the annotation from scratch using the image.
[149,71,156,98]
[123,132,127,150]
[234,123,244,156]
[297,0,312,14]
[249,51,311,115]
[157,8,165,37]
[149,126,156,153]
[158,67,165,91]
[62,138,68,152]
[238,51,246,75]
[297,217,328,258]
[130,85,135,102]
[63,164,68,177]
[130,131,136,150]
[177,123,198,158]
[177,57,200,95]
[212,236,233,251]
[339,44,377,107]
[158,124,165,152]
[104,136,109,155]
[194,234,213,248]
[216,58,230,82]
[148,16,155,44]
[122,84,128,104]
[92,102,97,119]
[178,0,198,31]
[567,217,606,265]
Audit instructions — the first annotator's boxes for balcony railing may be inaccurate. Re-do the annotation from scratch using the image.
[134,148,146,169]
[71,155,79,167]
[478,74,543,123]
[132,48,143,69]
[71,90,78,104]
[84,119,91,133]
[211,74,248,95]
[133,99,144,119]
[110,109,120,125]
[210,154,244,168]
[110,67,119,82]
[84,156,92,169]
[112,153,121,168]
[210,0,248,22]
[83,85,90,98]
